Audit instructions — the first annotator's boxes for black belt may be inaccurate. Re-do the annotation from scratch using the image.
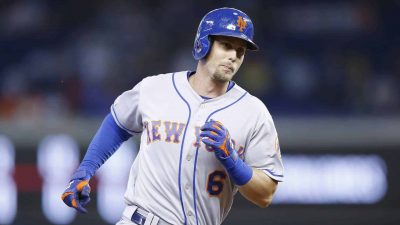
[131,209,147,225]
[124,205,170,225]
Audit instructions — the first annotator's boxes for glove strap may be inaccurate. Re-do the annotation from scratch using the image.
[71,170,91,181]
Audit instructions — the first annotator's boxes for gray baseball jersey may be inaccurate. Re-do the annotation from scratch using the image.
[111,71,284,225]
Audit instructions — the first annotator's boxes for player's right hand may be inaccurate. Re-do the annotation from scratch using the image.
[61,179,91,213]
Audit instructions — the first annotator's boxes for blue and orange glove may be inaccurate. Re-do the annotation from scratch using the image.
[200,119,253,185]
[61,171,91,213]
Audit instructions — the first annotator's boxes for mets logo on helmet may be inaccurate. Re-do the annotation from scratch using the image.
[236,16,247,32]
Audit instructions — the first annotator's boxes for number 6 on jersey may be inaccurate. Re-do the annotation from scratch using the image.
[207,171,227,196]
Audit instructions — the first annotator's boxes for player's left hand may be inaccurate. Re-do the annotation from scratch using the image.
[200,119,238,169]
[200,119,253,185]
[61,179,91,213]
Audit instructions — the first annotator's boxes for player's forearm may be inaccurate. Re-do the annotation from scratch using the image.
[239,168,278,208]
[74,113,132,179]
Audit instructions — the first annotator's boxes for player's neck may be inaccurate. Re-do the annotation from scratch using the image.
[190,69,229,99]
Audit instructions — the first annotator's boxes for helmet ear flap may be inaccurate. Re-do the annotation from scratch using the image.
[205,36,214,58]
[193,35,212,60]
[194,39,202,54]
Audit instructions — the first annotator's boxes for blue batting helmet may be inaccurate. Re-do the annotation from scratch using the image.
[192,7,259,60]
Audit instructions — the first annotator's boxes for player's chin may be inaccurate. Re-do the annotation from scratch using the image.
[214,70,235,82]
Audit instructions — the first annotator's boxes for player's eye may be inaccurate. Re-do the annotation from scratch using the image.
[236,47,245,58]
[221,42,231,49]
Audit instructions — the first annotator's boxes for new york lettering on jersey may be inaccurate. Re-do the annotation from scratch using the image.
[143,120,245,158]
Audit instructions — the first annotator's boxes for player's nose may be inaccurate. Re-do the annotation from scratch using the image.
[227,50,238,62]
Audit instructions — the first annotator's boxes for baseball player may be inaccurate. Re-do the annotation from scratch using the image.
[61,7,284,225]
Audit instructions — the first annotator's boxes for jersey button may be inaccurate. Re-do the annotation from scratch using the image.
[188,211,193,216]
[186,155,192,161]
[185,183,190,190]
